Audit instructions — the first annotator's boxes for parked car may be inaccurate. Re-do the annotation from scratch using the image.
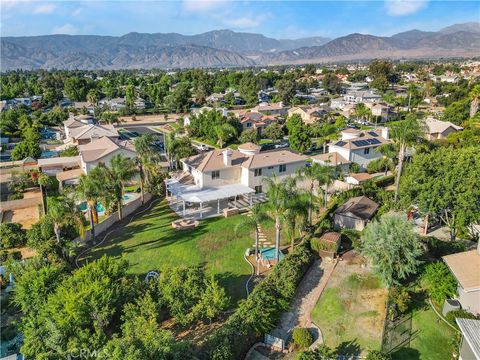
[260,143,275,152]
[196,144,210,151]
[274,141,289,149]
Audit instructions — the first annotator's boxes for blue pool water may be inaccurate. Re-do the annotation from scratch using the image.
[260,247,285,261]
[79,202,105,213]
[123,194,131,201]
[40,150,58,158]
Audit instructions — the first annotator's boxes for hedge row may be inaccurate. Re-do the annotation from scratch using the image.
[202,242,315,360]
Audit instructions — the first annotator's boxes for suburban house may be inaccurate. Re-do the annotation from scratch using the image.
[330,98,348,110]
[366,103,389,120]
[184,107,229,126]
[343,90,382,104]
[63,114,96,138]
[443,247,480,315]
[288,106,329,124]
[239,112,281,135]
[327,128,390,169]
[166,144,307,218]
[311,152,351,173]
[78,136,136,174]
[456,318,480,360]
[74,102,95,114]
[252,102,288,116]
[425,118,463,140]
[333,195,379,231]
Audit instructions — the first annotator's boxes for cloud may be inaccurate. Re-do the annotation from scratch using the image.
[52,23,78,35]
[385,0,429,16]
[33,3,56,14]
[72,7,82,17]
[182,0,227,12]
[223,15,266,29]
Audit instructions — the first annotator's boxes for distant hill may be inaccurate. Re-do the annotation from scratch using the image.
[1,22,479,70]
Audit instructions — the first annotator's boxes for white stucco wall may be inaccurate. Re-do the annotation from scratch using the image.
[458,286,480,315]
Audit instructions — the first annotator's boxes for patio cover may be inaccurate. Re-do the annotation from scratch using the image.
[177,184,255,203]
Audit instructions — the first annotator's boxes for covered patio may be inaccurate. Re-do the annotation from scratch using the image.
[165,180,265,219]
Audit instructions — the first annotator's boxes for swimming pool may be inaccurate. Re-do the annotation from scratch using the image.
[40,150,59,158]
[260,247,285,261]
[79,202,105,213]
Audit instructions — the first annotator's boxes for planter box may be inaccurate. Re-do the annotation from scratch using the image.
[223,207,239,218]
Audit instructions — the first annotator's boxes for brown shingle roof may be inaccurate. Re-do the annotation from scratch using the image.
[79,136,135,163]
[242,150,307,169]
[443,250,480,292]
[320,232,341,243]
[334,196,379,220]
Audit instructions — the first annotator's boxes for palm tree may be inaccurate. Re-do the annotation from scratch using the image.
[96,155,138,220]
[469,84,480,118]
[76,174,102,244]
[134,134,161,203]
[390,114,426,201]
[165,132,194,169]
[297,163,332,227]
[377,143,397,175]
[263,175,296,262]
[235,204,269,275]
[47,196,85,260]
[37,173,54,215]
[214,123,237,148]
[315,165,335,211]
[284,194,309,251]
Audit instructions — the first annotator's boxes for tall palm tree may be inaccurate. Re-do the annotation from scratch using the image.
[284,194,309,251]
[134,134,161,203]
[165,132,194,169]
[390,114,426,201]
[263,175,296,262]
[214,123,237,148]
[235,204,269,275]
[76,174,102,244]
[316,165,335,211]
[47,196,85,260]
[469,84,480,118]
[96,155,138,220]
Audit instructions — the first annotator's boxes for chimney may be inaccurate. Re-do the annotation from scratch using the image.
[380,127,389,140]
[223,149,233,167]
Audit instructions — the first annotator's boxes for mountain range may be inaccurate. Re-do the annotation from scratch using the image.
[1,22,479,70]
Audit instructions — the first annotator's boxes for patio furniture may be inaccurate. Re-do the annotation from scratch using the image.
[171,219,199,230]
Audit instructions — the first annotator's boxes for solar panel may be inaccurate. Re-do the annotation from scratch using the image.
[336,141,347,147]
[368,131,378,137]
[367,138,380,145]
[352,140,368,147]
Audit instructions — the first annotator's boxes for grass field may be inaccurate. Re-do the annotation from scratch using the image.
[311,260,388,354]
[391,298,457,360]
[81,200,259,304]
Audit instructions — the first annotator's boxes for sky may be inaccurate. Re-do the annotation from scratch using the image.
[1,0,479,39]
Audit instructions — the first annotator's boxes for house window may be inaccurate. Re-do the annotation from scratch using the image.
[211,170,220,180]
[268,166,274,169]
[254,168,262,177]
[279,164,286,173]
[246,122,252,128]
[363,148,370,155]
[255,185,263,194]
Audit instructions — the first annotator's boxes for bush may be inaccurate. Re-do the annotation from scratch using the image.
[0,250,9,263]
[0,223,27,248]
[388,286,411,314]
[365,350,390,360]
[292,328,313,349]
[349,162,360,173]
[366,158,394,174]
[9,251,22,261]
[9,192,24,200]
[421,262,457,304]
[446,310,478,328]
[203,243,314,359]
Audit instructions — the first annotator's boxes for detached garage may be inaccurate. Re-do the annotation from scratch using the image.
[333,195,379,231]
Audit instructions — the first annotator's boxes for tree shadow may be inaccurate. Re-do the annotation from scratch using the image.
[335,339,361,356]
[390,347,420,360]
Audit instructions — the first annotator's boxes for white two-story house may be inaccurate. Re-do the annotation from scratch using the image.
[327,128,390,169]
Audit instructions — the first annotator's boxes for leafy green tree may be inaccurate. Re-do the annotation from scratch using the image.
[64,77,88,101]
[214,123,237,148]
[469,84,480,118]
[125,84,136,109]
[322,72,342,94]
[442,98,470,125]
[38,172,55,215]
[296,344,336,360]
[388,286,411,314]
[276,79,297,104]
[58,145,79,157]
[239,128,258,144]
[399,146,480,240]
[87,88,100,107]
[361,212,423,286]
[0,222,27,248]
[292,328,313,349]
[421,262,457,304]
[11,125,41,160]
[164,82,191,112]
[263,123,283,144]
[389,113,426,201]
[191,277,229,323]
[286,114,311,153]
[76,174,102,243]
[369,59,398,92]
[365,350,390,360]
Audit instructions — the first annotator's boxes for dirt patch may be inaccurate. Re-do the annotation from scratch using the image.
[10,206,39,229]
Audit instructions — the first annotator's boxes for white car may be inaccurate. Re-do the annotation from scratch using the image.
[197,144,210,151]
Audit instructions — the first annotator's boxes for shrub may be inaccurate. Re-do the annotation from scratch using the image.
[366,157,394,174]
[9,192,24,200]
[365,350,390,360]
[349,162,360,173]
[0,223,27,248]
[446,310,478,328]
[388,286,411,314]
[292,328,313,349]
[0,250,9,263]
[9,251,22,261]
[421,262,457,304]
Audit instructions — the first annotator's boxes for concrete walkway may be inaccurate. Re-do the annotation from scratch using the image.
[271,259,337,345]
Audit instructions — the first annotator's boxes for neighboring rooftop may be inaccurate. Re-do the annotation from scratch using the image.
[311,152,350,166]
[79,136,135,163]
[456,318,480,359]
[425,118,463,134]
[443,250,480,292]
[70,124,118,140]
[334,195,379,220]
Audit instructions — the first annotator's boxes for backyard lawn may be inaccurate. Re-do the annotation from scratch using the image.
[391,298,457,360]
[311,257,388,354]
[81,200,258,304]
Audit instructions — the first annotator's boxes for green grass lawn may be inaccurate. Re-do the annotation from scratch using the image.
[391,300,456,360]
[311,268,388,354]
[81,200,257,304]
